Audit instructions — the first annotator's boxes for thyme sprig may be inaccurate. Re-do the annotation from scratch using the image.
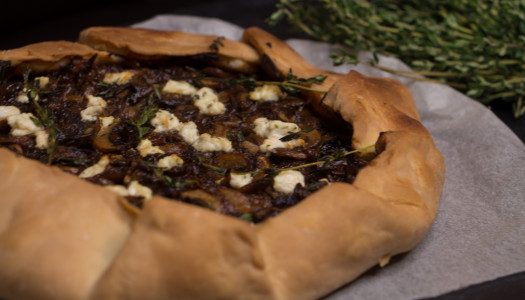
[22,67,58,163]
[253,144,375,176]
[226,69,327,94]
[138,159,173,186]
[269,0,525,117]
[201,161,227,176]
[138,159,197,188]
[203,144,373,179]
[126,92,159,141]
[209,36,225,52]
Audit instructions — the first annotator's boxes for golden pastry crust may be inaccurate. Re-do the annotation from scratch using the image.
[79,27,261,73]
[0,27,445,300]
[0,41,115,73]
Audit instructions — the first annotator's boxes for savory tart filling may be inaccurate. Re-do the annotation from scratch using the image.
[0,55,367,222]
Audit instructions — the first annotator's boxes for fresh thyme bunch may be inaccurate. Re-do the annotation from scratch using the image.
[268,0,525,117]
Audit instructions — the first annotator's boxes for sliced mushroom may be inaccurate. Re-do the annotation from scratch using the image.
[218,187,262,214]
[215,153,250,170]
[239,177,273,194]
[181,189,222,211]
[302,128,321,148]
[272,148,308,160]
[92,118,120,152]
[240,140,258,155]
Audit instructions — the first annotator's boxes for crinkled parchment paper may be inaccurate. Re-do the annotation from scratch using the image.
[133,15,525,300]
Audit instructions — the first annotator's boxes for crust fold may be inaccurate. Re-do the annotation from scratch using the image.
[79,27,261,73]
[0,41,115,73]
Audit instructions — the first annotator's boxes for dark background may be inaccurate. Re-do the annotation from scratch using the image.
[1,1,524,299]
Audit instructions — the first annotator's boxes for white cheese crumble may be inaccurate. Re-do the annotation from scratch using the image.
[157,154,184,169]
[99,116,115,129]
[128,180,153,199]
[193,87,226,115]
[86,94,107,107]
[81,95,107,121]
[259,138,305,153]
[230,173,253,189]
[0,106,21,121]
[161,80,226,115]
[249,85,283,102]
[105,182,153,199]
[36,76,49,88]
[137,139,165,157]
[192,133,232,152]
[178,121,200,144]
[273,170,305,194]
[226,58,246,70]
[79,155,110,178]
[104,185,130,197]
[162,80,197,95]
[149,111,232,153]
[253,117,300,139]
[103,71,134,85]
[253,117,305,153]
[7,113,43,136]
[81,106,104,122]
[35,130,49,149]
[15,92,30,103]
[3,107,49,149]
[151,110,180,133]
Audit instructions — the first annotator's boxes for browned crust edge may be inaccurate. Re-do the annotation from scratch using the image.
[0,41,116,73]
[0,27,445,300]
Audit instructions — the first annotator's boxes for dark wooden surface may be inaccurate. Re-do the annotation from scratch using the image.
[1,1,524,299]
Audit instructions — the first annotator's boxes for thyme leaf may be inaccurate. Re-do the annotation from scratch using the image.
[23,67,58,163]
[138,159,173,186]
[239,213,253,222]
[96,81,113,97]
[174,180,198,188]
[225,70,326,94]
[55,157,91,166]
[262,168,280,178]
[209,36,225,52]
[280,127,314,142]
[201,161,227,176]
[127,93,159,141]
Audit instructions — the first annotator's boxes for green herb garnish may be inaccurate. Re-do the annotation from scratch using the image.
[280,127,314,142]
[209,36,225,52]
[55,157,91,166]
[201,161,227,176]
[242,144,375,178]
[126,94,158,141]
[226,70,327,94]
[23,67,58,163]
[239,213,253,222]
[269,0,525,118]
[138,159,173,186]
[262,168,280,178]
[96,81,113,97]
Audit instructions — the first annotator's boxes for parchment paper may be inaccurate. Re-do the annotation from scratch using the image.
[133,15,525,300]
